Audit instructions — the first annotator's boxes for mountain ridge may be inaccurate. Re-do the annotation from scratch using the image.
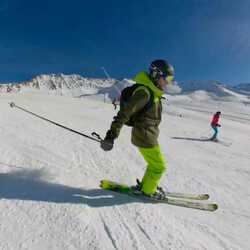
[0,74,249,103]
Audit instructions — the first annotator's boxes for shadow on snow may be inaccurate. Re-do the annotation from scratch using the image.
[0,167,148,207]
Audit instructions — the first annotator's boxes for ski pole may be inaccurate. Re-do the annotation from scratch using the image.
[9,102,102,143]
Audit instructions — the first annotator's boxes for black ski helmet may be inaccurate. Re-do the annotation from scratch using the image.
[216,111,221,115]
[149,59,174,81]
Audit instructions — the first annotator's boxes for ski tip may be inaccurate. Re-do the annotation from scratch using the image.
[9,102,15,108]
[214,204,218,210]
[210,203,218,211]
[200,194,210,200]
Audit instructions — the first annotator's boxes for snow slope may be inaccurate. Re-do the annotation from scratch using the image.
[0,91,249,250]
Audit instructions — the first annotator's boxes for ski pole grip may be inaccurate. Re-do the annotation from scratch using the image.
[91,132,102,141]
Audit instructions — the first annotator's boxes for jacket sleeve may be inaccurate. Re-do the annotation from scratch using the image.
[109,88,150,139]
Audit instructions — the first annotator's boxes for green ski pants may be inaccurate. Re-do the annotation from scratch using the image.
[139,145,166,195]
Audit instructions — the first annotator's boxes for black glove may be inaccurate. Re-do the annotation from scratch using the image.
[217,124,221,127]
[100,130,115,151]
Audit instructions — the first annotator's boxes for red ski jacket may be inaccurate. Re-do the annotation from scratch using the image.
[211,114,220,126]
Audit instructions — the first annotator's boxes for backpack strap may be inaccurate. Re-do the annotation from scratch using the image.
[132,84,154,113]
[133,84,150,96]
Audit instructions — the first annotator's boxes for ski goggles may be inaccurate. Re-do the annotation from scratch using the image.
[164,74,174,83]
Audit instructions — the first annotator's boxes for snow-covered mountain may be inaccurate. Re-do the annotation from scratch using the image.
[0,74,117,97]
[177,80,230,96]
[171,80,250,103]
[1,74,250,104]
[232,83,250,94]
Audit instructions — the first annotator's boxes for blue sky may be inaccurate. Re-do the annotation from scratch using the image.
[0,0,250,84]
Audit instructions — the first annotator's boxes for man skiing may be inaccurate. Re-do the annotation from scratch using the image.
[100,59,174,197]
[210,111,221,141]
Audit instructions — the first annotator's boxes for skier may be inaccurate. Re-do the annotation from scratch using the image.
[210,111,221,141]
[100,59,174,197]
[112,97,118,110]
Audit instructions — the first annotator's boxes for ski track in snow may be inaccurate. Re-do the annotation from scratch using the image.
[0,92,249,250]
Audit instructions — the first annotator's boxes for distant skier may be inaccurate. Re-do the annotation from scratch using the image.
[210,111,221,141]
[100,59,174,197]
[112,97,118,110]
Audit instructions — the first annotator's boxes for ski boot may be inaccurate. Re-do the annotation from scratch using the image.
[132,179,167,200]
[210,137,219,142]
[131,179,143,195]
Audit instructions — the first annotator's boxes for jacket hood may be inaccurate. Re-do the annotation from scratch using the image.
[133,71,164,98]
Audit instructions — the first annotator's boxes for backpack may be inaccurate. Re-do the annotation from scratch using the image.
[120,84,154,126]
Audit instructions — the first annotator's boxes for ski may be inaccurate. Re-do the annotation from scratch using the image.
[143,179,209,200]
[100,180,218,212]
[158,189,209,200]
[201,137,232,147]
[213,140,232,147]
